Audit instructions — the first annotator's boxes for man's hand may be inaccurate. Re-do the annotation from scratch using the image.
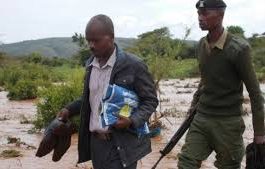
[113,115,132,129]
[254,135,265,144]
[57,108,70,122]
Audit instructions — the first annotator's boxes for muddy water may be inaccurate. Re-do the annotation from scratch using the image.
[0,91,92,169]
[0,92,39,146]
[0,79,263,169]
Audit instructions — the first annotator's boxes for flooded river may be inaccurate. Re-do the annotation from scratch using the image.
[0,79,263,169]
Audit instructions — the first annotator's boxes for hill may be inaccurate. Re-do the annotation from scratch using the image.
[0,37,136,58]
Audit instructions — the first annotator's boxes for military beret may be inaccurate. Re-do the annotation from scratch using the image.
[196,0,227,9]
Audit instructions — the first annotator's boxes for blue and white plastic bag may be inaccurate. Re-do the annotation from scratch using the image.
[100,84,149,136]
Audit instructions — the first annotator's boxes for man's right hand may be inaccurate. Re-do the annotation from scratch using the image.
[57,108,70,122]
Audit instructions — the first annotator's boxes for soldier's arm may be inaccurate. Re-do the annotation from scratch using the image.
[235,44,265,139]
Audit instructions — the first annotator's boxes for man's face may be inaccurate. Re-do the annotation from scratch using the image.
[85,22,114,58]
[197,9,222,31]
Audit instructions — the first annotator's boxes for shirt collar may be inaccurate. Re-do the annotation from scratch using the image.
[213,29,227,50]
[203,29,228,50]
[90,47,116,68]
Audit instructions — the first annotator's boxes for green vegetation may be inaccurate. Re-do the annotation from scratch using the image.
[34,68,84,129]
[0,150,22,158]
[227,25,246,38]
[8,80,38,100]
[250,35,265,81]
[127,27,196,89]
[23,52,70,67]
[0,62,82,101]
[0,50,84,100]
[128,27,177,88]
[72,33,91,66]
[168,59,199,79]
[0,63,54,100]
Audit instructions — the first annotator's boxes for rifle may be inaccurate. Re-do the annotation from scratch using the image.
[151,108,197,169]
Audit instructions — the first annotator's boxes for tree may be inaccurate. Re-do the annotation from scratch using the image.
[72,33,87,48]
[128,27,191,88]
[72,33,91,66]
[128,27,191,126]
[227,25,245,38]
[127,27,176,88]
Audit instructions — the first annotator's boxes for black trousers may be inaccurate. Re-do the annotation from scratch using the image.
[90,133,137,169]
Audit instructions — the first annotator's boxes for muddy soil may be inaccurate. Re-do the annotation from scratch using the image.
[0,79,262,169]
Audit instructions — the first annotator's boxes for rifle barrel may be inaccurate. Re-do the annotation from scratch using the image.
[151,109,197,169]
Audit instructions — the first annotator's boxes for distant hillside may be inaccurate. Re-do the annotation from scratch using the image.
[0,37,136,58]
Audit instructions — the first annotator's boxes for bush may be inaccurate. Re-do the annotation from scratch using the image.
[253,50,265,68]
[50,65,83,82]
[7,80,38,100]
[256,67,265,82]
[0,66,21,86]
[0,62,75,100]
[1,63,54,100]
[34,69,84,129]
[147,56,174,89]
[23,53,68,67]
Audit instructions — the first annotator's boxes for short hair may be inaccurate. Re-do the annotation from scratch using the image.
[86,14,114,37]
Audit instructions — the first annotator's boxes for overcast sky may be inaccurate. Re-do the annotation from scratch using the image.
[0,0,264,44]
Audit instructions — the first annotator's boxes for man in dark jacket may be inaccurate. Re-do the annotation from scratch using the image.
[177,0,265,169]
[57,14,158,169]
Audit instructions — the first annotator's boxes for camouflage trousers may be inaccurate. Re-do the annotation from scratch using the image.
[178,113,245,169]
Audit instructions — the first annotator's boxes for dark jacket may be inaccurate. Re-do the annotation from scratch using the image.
[66,44,158,167]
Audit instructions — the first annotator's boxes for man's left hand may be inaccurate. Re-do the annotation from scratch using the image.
[113,115,132,129]
[254,135,265,144]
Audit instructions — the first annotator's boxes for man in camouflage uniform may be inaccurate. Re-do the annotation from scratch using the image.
[177,0,265,168]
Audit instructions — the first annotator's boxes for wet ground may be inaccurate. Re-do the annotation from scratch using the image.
[0,79,263,169]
